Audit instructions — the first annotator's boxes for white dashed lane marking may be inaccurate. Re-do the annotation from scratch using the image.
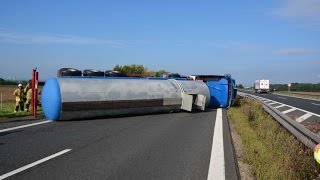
[0,121,51,133]
[282,108,297,114]
[275,104,286,108]
[296,113,313,123]
[268,102,278,105]
[0,149,72,180]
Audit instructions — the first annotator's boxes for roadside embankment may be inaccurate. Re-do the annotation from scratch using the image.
[228,96,320,179]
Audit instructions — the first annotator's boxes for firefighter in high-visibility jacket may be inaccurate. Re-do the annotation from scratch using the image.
[13,84,25,112]
[24,83,32,112]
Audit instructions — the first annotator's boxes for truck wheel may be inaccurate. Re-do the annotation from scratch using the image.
[83,69,104,76]
[57,68,82,77]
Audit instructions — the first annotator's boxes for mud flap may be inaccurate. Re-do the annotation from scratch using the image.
[195,94,206,111]
[181,93,193,112]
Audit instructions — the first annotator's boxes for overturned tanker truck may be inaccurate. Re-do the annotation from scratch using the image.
[41,69,236,121]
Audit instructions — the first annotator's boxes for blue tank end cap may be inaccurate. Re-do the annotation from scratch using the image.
[41,78,61,121]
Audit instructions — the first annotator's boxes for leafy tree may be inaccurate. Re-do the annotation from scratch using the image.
[237,84,244,89]
[136,65,145,74]
[113,64,122,71]
[121,65,131,74]
[113,64,148,75]
[270,83,320,92]
[112,64,172,77]
[155,70,168,77]
[0,79,18,85]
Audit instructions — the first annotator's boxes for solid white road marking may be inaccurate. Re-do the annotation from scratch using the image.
[278,97,287,99]
[282,108,297,114]
[207,108,225,180]
[0,121,51,133]
[296,113,313,123]
[275,104,286,109]
[0,149,71,180]
[312,103,320,106]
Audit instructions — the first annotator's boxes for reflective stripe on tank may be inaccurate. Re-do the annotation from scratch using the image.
[62,98,182,111]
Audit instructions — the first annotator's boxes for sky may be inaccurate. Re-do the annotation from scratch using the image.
[0,0,319,86]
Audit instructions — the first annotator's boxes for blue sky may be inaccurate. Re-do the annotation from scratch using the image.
[0,0,319,85]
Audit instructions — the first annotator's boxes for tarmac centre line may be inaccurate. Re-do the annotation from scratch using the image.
[0,149,72,180]
[0,121,51,133]
[312,103,320,106]
[207,108,225,180]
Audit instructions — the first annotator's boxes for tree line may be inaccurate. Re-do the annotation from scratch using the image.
[113,64,169,77]
[270,83,320,92]
[0,78,19,85]
[0,78,45,86]
[236,83,320,92]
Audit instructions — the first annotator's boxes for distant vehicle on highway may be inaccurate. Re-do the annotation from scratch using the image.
[255,79,270,93]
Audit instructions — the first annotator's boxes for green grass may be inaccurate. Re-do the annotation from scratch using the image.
[0,103,43,119]
[228,97,320,179]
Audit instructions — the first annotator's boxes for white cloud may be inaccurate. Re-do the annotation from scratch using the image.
[0,30,123,47]
[274,0,320,26]
[273,48,320,56]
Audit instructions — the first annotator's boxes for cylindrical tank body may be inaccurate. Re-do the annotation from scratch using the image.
[42,78,210,121]
[171,79,211,106]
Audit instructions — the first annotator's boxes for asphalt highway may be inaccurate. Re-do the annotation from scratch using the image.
[0,109,238,180]
[242,90,320,115]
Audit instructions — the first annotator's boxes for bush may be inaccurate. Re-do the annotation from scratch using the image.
[228,98,320,179]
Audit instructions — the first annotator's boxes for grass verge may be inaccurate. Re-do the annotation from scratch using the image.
[228,97,320,179]
[0,103,42,119]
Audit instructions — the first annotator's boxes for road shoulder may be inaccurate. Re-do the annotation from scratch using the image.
[228,113,254,180]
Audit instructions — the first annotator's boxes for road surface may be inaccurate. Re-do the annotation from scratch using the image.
[242,90,320,114]
[0,109,239,180]
[241,90,320,134]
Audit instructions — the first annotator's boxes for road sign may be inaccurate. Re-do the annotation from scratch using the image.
[288,83,291,87]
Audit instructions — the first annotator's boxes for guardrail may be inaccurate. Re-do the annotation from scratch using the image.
[238,92,320,150]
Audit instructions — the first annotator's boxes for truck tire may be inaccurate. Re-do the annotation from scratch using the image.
[105,70,128,77]
[83,69,104,77]
[167,73,181,78]
[57,68,82,77]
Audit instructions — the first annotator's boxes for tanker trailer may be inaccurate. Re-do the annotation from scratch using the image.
[41,77,210,121]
